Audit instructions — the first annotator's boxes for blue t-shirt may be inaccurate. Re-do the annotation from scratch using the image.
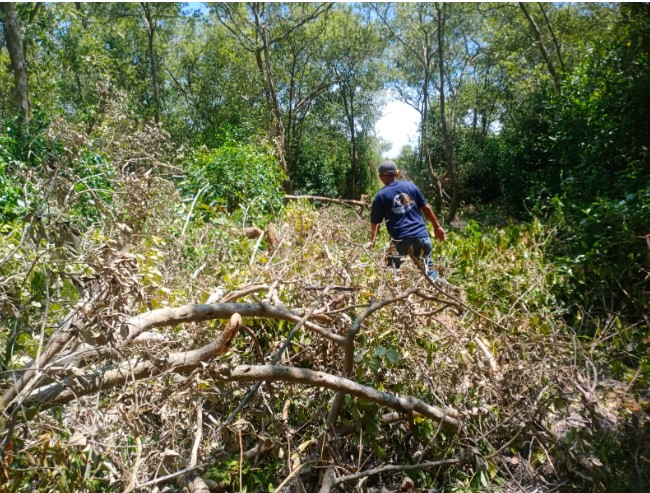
[370,180,429,239]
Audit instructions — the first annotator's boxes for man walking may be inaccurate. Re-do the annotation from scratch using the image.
[367,160,446,279]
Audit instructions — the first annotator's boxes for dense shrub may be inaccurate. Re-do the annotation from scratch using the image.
[290,131,350,198]
[183,135,284,224]
[544,5,650,332]
[0,133,29,222]
[475,4,650,339]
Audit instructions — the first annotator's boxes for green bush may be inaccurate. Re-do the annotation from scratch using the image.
[0,137,29,222]
[550,188,650,330]
[65,149,116,223]
[291,131,350,198]
[543,5,650,334]
[183,135,284,224]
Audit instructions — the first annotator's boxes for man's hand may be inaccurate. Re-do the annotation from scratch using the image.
[367,223,380,250]
[433,225,446,242]
[421,204,446,242]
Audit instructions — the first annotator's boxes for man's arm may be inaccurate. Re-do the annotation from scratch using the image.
[421,204,446,241]
[367,223,381,249]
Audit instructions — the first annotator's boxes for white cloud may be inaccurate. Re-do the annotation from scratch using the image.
[375,99,420,158]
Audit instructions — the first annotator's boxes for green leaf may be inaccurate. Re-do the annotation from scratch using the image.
[367,357,382,373]
[385,348,400,365]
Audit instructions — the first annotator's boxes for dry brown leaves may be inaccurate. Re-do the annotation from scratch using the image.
[3,201,644,492]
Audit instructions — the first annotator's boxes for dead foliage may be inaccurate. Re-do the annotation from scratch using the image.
[1,170,648,492]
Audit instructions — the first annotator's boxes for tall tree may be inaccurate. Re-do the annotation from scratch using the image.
[435,2,458,221]
[382,3,481,221]
[329,6,385,198]
[376,3,438,176]
[0,2,29,124]
[433,3,482,221]
[518,2,560,89]
[139,2,174,124]
[86,3,179,124]
[164,12,264,144]
[214,2,334,193]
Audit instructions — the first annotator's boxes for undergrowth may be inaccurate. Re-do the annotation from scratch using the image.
[0,119,648,492]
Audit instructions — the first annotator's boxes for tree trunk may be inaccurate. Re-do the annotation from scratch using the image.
[435,3,459,223]
[0,2,29,124]
[420,65,430,170]
[251,3,292,194]
[142,3,161,124]
[537,3,565,74]
[75,2,88,30]
[422,57,444,213]
[519,2,560,90]
[472,108,478,136]
[341,82,358,199]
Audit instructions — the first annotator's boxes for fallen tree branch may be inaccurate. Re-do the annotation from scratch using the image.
[274,460,315,492]
[319,467,337,493]
[224,365,460,429]
[409,252,509,332]
[125,302,344,345]
[23,296,341,380]
[134,464,207,490]
[284,194,368,208]
[328,287,421,429]
[220,284,269,302]
[2,284,110,411]
[213,287,333,431]
[320,458,461,492]
[23,314,243,410]
[7,299,345,410]
[23,359,460,431]
[190,400,203,467]
[178,474,210,493]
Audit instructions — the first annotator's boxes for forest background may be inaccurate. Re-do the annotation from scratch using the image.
[0,2,648,492]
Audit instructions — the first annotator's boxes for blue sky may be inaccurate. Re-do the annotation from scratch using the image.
[376,98,420,159]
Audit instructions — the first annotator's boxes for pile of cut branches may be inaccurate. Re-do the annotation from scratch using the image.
[3,191,641,492]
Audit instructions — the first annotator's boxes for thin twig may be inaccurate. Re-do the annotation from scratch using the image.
[191,400,203,467]
[333,458,460,486]
[274,461,315,491]
[181,184,208,238]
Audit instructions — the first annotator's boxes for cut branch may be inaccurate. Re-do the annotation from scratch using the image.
[322,459,461,492]
[23,358,460,431]
[2,284,112,411]
[284,195,368,209]
[23,314,243,410]
[8,299,345,412]
[328,287,422,429]
[126,301,344,345]
[226,365,460,429]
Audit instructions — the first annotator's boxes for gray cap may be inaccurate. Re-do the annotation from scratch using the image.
[378,160,398,175]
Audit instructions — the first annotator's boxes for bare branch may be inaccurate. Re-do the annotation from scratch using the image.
[22,358,460,430]
[331,459,460,489]
[125,301,344,345]
[284,195,368,209]
[226,365,460,429]
[23,314,243,410]
[267,3,334,46]
[518,2,560,89]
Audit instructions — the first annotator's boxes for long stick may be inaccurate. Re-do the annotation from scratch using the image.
[284,194,368,208]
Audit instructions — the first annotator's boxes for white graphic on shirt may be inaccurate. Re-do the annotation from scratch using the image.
[391,192,416,215]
